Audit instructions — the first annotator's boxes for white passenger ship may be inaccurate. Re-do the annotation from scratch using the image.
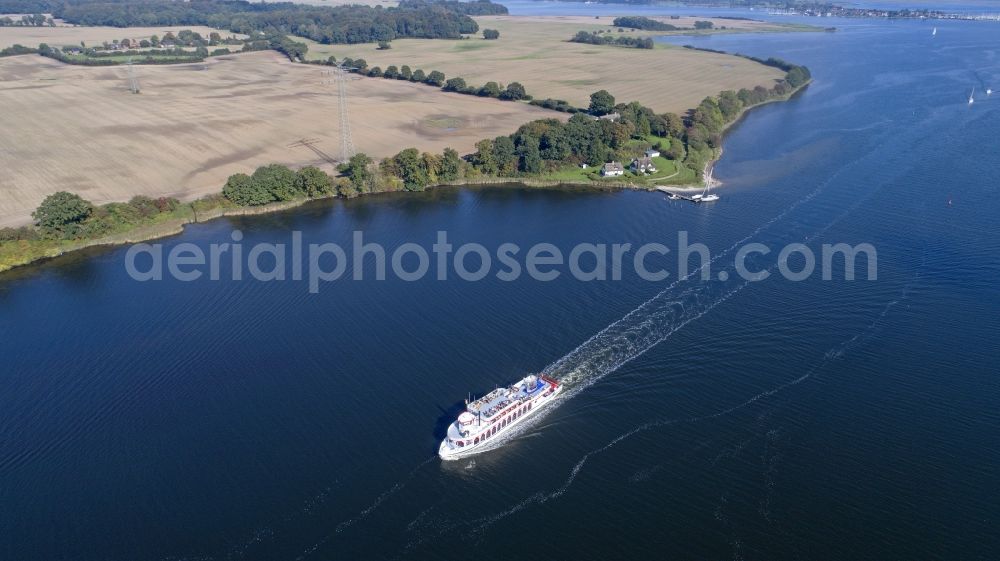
[439,374,562,460]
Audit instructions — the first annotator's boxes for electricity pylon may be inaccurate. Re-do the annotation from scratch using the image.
[334,63,357,163]
[126,57,140,94]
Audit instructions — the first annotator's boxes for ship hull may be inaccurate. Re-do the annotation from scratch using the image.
[438,377,562,460]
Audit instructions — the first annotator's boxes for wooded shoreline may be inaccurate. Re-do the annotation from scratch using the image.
[0,78,810,275]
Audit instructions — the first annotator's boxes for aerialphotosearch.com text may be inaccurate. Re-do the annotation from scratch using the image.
[125,230,878,293]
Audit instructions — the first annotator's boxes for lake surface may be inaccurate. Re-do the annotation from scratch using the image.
[2,9,999,561]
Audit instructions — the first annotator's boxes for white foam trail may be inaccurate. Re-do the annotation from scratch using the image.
[303,109,928,555]
[468,127,903,460]
[460,184,928,537]
[541,134,885,389]
[467,275,914,535]
[296,456,435,560]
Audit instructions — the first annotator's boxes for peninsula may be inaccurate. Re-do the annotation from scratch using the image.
[0,0,811,272]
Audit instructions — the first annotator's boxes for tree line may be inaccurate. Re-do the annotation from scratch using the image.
[7,61,810,244]
[610,16,714,32]
[3,48,811,248]
[357,60,811,190]
[0,192,185,242]
[37,42,207,65]
[570,31,654,49]
[683,62,811,171]
[309,55,531,102]
[24,30,308,66]
[0,13,53,26]
[0,0,496,44]
[0,44,38,57]
[397,0,507,16]
[611,16,680,31]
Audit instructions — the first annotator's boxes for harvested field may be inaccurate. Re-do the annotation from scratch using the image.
[0,50,558,227]
[300,15,791,114]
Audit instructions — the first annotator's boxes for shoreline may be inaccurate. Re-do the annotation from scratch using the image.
[0,78,810,275]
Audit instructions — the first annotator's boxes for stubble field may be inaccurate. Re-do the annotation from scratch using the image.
[0,50,558,227]
[300,15,791,114]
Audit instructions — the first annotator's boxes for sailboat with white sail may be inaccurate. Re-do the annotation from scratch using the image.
[695,168,720,203]
[969,88,975,105]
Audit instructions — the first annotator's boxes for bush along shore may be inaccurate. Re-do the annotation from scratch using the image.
[0,57,809,273]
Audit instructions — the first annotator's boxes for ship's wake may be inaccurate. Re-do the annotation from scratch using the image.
[400,253,921,547]
[292,104,939,558]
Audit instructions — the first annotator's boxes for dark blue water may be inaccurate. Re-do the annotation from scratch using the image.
[2,12,999,561]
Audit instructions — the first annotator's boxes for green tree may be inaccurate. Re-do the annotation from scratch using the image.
[586,139,609,167]
[499,81,527,100]
[694,20,714,30]
[472,139,496,175]
[384,65,399,79]
[411,68,426,82]
[443,77,467,92]
[588,89,616,116]
[399,65,412,80]
[252,164,301,201]
[390,148,430,191]
[368,66,383,78]
[492,136,517,176]
[32,191,93,235]
[478,81,501,97]
[483,28,499,40]
[517,136,543,173]
[346,153,374,192]
[426,70,446,86]
[297,166,333,198]
[717,90,743,121]
[223,173,273,206]
[786,66,810,88]
[440,147,463,181]
[422,151,441,184]
[377,40,391,50]
[665,137,685,160]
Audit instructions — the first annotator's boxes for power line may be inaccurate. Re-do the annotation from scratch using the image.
[334,63,357,163]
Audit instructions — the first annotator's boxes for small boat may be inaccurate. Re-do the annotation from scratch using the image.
[667,193,680,200]
[969,88,975,105]
[988,88,994,96]
[932,27,937,36]
[697,172,720,203]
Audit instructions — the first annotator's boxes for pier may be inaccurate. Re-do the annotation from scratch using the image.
[656,186,701,203]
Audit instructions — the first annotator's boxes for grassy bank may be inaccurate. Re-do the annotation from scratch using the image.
[0,180,624,274]
[0,196,324,273]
